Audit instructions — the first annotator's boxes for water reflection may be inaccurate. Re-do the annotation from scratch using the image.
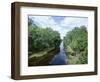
[49,42,68,65]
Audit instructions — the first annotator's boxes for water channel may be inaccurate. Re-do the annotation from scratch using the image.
[49,42,68,65]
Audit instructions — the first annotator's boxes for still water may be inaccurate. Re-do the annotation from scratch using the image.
[49,42,68,65]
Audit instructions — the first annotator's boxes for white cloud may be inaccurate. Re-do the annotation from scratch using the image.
[60,17,88,31]
[29,16,55,28]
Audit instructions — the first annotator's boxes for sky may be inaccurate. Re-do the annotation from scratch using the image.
[28,15,88,39]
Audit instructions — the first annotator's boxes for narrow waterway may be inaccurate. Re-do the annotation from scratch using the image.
[49,42,68,65]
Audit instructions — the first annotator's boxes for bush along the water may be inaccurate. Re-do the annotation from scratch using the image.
[63,26,88,64]
[28,18,61,55]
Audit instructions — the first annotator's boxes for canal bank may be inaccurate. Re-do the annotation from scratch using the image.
[28,42,68,66]
[28,48,60,66]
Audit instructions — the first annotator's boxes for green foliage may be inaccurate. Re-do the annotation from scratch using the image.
[28,18,61,54]
[64,26,88,64]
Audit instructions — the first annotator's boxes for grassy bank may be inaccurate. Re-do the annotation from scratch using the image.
[28,47,60,66]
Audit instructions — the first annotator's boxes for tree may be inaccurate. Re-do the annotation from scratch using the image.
[28,17,61,54]
[63,26,88,64]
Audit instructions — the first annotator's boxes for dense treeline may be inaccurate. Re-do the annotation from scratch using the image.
[28,18,61,55]
[64,26,88,64]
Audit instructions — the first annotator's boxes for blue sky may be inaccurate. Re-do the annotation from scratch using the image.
[29,15,88,39]
[52,16,65,23]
